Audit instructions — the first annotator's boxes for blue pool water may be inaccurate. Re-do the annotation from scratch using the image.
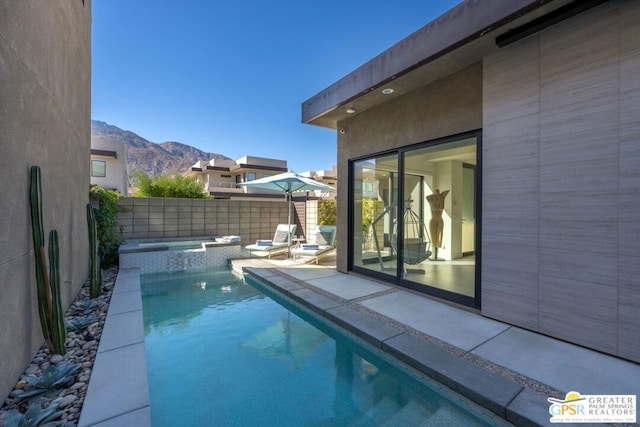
[142,268,503,426]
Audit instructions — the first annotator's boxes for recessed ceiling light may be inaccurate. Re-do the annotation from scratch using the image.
[346,107,356,114]
[382,88,395,95]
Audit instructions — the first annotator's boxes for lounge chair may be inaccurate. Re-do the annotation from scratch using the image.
[244,224,297,259]
[292,225,336,264]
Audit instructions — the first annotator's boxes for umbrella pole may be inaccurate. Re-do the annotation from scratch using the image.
[287,190,292,257]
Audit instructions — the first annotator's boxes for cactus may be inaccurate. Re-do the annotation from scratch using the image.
[29,166,67,354]
[48,230,67,353]
[87,203,102,298]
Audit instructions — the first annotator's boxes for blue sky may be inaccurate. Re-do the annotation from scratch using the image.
[92,1,461,173]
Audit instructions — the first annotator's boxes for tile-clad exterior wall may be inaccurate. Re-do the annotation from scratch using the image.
[119,244,241,274]
[117,198,291,244]
[482,0,640,362]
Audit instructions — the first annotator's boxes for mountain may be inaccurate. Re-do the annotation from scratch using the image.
[91,120,231,177]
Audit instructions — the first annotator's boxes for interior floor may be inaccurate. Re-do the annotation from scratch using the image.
[361,251,475,298]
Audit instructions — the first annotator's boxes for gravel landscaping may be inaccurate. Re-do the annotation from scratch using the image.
[0,268,117,427]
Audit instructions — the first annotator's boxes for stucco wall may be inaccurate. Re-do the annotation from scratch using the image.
[335,64,483,272]
[91,138,128,195]
[482,0,640,362]
[0,0,92,400]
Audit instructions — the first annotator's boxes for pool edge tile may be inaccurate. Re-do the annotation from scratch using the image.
[78,343,149,427]
[79,269,150,427]
[87,406,151,427]
[382,333,523,419]
[288,287,343,315]
[325,305,403,349]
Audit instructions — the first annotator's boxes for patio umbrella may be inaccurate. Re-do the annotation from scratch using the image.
[238,170,335,255]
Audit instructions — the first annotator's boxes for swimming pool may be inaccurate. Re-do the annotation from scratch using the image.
[141,268,506,426]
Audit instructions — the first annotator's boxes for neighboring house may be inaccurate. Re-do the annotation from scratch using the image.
[0,1,91,401]
[303,0,639,363]
[188,155,296,199]
[187,155,287,198]
[90,138,128,195]
[299,165,337,199]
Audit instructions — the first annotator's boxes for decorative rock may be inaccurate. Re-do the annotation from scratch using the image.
[70,382,85,391]
[82,340,97,350]
[58,394,77,409]
[50,354,64,364]
[24,364,39,375]
[0,266,118,425]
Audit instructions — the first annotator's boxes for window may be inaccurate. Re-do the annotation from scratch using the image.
[91,160,106,178]
[247,172,257,181]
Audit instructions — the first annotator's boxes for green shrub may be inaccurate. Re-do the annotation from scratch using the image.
[132,171,207,198]
[317,199,336,226]
[89,185,124,267]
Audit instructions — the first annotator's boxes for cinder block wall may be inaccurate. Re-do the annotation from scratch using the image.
[482,0,640,362]
[117,198,298,244]
[0,0,92,401]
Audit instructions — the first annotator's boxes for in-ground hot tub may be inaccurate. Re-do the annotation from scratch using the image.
[119,236,241,274]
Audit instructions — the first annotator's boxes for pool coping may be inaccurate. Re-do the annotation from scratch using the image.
[78,267,151,427]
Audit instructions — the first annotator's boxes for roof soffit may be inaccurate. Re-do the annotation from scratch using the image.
[302,0,578,129]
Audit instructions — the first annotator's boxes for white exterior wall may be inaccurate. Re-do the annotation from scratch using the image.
[91,138,128,195]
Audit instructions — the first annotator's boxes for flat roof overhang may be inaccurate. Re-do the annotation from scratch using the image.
[91,149,118,158]
[302,0,593,129]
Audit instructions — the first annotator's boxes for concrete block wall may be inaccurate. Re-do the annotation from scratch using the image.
[117,198,292,245]
[482,0,640,362]
[0,0,92,401]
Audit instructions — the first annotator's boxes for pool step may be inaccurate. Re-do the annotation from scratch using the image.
[379,399,433,427]
[349,397,400,427]
[419,404,488,426]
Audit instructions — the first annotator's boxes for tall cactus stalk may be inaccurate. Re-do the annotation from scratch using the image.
[29,166,66,354]
[87,203,102,298]
[48,230,67,353]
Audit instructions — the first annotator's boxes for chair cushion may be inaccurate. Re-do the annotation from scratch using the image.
[316,230,334,246]
[273,230,289,243]
[256,240,273,246]
[301,244,319,250]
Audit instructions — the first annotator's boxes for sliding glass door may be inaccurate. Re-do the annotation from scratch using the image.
[350,132,480,308]
[351,153,398,278]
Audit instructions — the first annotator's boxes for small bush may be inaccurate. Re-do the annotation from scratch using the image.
[132,171,207,198]
[89,185,124,267]
[318,199,336,226]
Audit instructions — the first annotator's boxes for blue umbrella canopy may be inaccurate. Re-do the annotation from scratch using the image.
[238,171,335,255]
[238,170,335,194]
